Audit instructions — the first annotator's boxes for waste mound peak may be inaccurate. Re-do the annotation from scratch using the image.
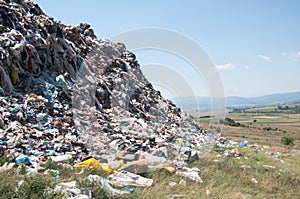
[0,0,216,167]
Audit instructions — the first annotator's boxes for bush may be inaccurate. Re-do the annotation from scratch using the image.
[264,127,272,131]
[222,117,241,127]
[281,137,294,146]
[40,160,63,170]
[225,117,235,124]
[16,175,54,198]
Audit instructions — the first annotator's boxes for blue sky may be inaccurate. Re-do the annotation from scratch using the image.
[34,0,300,97]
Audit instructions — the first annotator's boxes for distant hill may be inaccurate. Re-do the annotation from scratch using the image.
[171,91,300,110]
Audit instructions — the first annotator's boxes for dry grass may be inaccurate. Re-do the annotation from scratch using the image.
[198,112,300,150]
[133,147,300,199]
[0,145,299,198]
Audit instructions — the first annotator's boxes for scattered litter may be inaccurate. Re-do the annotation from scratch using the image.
[272,156,284,163]
[240,140,248,147]
[50,169,61,178]
[15,180,25,192]
[107,170,153,187]
[50,155,73,163]
[101,163,114,173]
[279,168,293,175]
[251,178,258,184]
[262,165,276,169]
[0,162,15,172]
[118,161,148,174]
[169,182,177,187]
[240,165,251,169]
[76,168,85,175]
[205,187,211,198]
[15,153,31,165]
[52,180,93,198]
[124,187,135,193]
[179,179,186,186]
[87,174,130,196]
[76,157,101,168]
[173,161,187,169]
[168,195,187,199]
[164,165,177,173]
[176,167,203,183]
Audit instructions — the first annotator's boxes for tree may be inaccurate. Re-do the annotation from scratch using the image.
[281,137,294,146]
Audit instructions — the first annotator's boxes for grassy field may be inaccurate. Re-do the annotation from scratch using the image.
[197,110,300,150]
[1,145,299,199]
[139,147,300,199]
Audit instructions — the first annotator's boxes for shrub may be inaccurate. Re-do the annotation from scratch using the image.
[40,160,63,170]
[281,137,294,146]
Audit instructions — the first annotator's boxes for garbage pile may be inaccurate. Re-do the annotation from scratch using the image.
[0,0,217,172]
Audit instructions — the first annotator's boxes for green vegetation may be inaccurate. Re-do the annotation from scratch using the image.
[289,105,300,114]
[277,105,300,113]
[281,137,294,146]
[0,172,55,199]
[139,147,300,198]
[263,127,278,131]
[219,117,246,127]
[196,106,300,149]
[230,104,300,114]
[0,146,299,198]
[0,160,115,199]
[0,105,298,198]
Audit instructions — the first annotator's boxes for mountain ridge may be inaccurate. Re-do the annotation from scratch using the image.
[170,91,300,110]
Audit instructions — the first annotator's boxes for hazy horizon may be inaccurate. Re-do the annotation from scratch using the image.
[168,90,300,98]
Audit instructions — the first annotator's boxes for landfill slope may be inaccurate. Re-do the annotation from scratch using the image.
[0,0,214,167]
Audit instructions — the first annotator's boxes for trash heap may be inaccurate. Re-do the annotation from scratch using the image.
[0,0,217,171]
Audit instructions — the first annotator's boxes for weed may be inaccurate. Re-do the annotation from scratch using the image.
[281,137,294,146]
[40,160,64,170]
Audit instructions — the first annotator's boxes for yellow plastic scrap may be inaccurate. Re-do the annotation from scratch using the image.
[75,158,113,173]
[11,65,19,84]
[114,160,124,168]
[234,148,239,154]
[76,158,101,168]
[101,163,113,173]
[164,165,176,174]
[39,18,47,27]
[154,163,176,174]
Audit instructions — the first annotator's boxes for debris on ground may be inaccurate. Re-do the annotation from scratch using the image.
[107,170,153,187]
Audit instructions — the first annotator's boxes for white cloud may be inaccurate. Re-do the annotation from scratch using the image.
[215,63,234,71]
[257,54,272,62]
[281,51,300,60]
[244,65,249,69]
